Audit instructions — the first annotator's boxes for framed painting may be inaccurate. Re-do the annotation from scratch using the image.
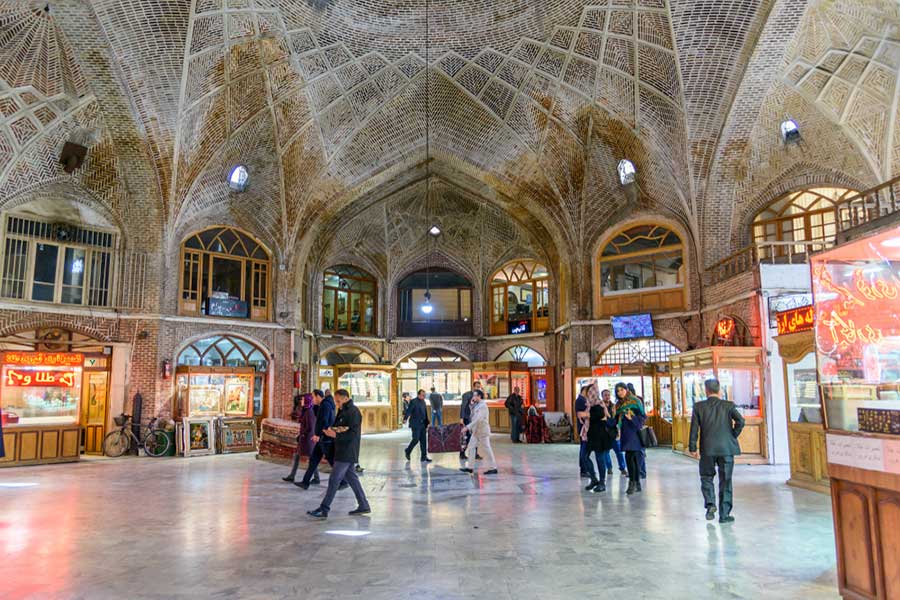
[221,418,257,453]
[223,376,252,417]
[183,417,216,457]
[188,384,223,417]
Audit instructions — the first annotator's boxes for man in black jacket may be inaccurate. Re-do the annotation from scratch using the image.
[459,381,482,460]
[689,378,746,523]
[295,389,345,490]
[504,387,524,443]
[404,389,432,463]
[308,389,370,519]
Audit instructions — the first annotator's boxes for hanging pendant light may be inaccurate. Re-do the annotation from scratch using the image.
[420,0,434,318]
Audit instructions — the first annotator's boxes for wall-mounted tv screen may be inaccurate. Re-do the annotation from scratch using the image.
[611,313,654,340]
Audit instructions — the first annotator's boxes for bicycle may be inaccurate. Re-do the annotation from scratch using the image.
[103,414,171,458]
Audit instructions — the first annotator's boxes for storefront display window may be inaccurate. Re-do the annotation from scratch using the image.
[812,225,900,433]
[786,353,821,423]
[0,351,84,426]
[338,370,391,405]
[416,369,469,403]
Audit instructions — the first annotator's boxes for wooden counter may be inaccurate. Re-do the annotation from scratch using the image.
[0,424,81,467]
[357,404,393,434]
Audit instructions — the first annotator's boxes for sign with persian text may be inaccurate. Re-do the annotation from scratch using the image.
[4,368,78,387]
[775,305,814,335]
[2,351,83,367]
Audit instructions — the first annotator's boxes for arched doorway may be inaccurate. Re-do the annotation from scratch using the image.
[317,345,392,434]
[175,334,269,429]
[494,345,554,410]
[0,327,114,461]
[396,347,471,427]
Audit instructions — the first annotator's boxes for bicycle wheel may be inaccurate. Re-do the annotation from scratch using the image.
[103,430,130,457]
[142,430,171,457]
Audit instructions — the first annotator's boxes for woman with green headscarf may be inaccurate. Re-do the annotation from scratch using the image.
[614,382,646,495]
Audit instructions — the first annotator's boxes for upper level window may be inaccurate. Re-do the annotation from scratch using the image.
[600,225,684,295]
[490,260,550,336]
[179,226,270,320]
[0,214,116,307]
[752,187,857,254]
[322,265,376,335]
[398,269,473,337]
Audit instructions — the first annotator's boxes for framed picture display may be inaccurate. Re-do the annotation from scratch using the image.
[223,375,252,417]
[175,421,184,455]
[188,383,223,416]
[220,418,257,453]
[183,417,216,457]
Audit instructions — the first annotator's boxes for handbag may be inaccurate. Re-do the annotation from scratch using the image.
[638,426,659,448]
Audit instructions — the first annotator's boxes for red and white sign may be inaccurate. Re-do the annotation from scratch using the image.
[4,367,78,388]
[2,351,84,367]
[591,365,621,377]
[776,305,815,335]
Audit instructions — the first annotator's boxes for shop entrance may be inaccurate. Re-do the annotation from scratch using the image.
[318,346,393,433]
[576,338,681,446]
[396,348,472,426]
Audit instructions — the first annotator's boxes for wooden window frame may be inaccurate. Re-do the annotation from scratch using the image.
[322,266,378,335]
[489,260,551,336]
[178,227,271,321]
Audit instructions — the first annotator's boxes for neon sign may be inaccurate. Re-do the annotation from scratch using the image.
[2,352,83,367]
[776,305,814,335]
[715,318,735,343]
[4,368,78,387]
[508,320,531,335]
[591,365,621,377]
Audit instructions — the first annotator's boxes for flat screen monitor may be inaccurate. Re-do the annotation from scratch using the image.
[611,313,654,340]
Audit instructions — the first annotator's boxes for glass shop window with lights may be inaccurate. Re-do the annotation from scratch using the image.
[0,214,117,307]
[322,265,377,335]
[490,260,550,336]
[179,226,271,320]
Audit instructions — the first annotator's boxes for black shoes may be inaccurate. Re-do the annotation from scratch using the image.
[282,476,294,482]
[476,454,483,460]
[355,465,365,474]
[294,481,310,490]
[592,483,606,493]
[585,479,599,491]
[607,468,614,475]
[635,481,642,493]
[459,451,467,460]
[484,469,498,475]
[405,449,412,461]
[460,467,474,473]
[719,515,735,524]
[311,476,320,485]
[706,506,717,521]
[421,458,433,463]
[307,508,328,519]
[620,469,627,476]
[626,481,636,495]
[349,507,371,516]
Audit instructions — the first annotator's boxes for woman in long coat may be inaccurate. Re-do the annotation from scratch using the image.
[615,382,646,495]
[584,394,617,492]
[283,394,317,483]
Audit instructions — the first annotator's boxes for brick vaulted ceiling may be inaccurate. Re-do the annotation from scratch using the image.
[0,0,896,276]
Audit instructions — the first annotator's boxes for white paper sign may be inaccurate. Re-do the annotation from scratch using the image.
[826,433,885,471]
[884,439,900,475]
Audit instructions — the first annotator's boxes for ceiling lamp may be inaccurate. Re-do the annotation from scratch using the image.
[617,159,636,185]
[428,225,441,236]
[421,290,433,314]
[228,165,249,192]
[780,119,801,144]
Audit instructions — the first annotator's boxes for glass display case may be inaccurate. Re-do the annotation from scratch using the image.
[176,367,254,418]
[668,347,767,462]
[336,366,394,433]
[473,361,529,432]
[416,369,470,404]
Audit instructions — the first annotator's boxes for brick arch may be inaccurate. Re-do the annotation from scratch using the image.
[173,331,273,362]
[317,342,382,364]
[0,318,114,343]
[1,179,125,236]
[733,164,868,249]
[391,345,472,367]
[593,335,684,363]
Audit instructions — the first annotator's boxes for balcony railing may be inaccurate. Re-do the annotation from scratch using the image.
[397,320,473,338]
[708,175,900,284]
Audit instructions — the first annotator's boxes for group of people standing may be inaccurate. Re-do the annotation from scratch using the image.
[576,382,647,494]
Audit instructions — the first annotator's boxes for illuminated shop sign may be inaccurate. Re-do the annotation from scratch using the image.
[776,305,815,335]
[591,365,622,377]
[508,320,531,335]
[4,368,78,387]
[813,264,898,353]
[2,351,84,367]
[715,318,735,343]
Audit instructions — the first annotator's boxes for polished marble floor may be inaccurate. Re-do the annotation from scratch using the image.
[1,432,839,600]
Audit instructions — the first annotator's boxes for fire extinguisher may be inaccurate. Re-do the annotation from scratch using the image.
[293,370,302,389]
[162,359,172,380]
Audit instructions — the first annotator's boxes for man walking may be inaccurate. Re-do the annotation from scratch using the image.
[404,389,432,463]
[460,390,497,475]
[307,389,371,519]
[689,378,745,524]
[429,387,444,427]
[459,381,482,460]
[504,387,524,443]
[294,390,331,489]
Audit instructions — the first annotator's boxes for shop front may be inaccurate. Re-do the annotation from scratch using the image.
[473,361,530,433]
[337,366,393,433]
[772,304,828,492]
[669,346,768,463]
[175,335,268,454]
[1,351,84,466]
[396,349,473,426]
[810,225,900,599]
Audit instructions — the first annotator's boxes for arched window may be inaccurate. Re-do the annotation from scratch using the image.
[490,260,550,336]
[179,226,270,320]
[320,346,377,365]
[752,187,857,254]
[598,224,685,316]
[322,265,377,335]
[597,339,680,364]
[495,345,546,366]
[397,269,473,337]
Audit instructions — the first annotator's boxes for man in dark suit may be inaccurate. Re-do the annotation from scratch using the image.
[308,389,370,519]
[504,387,524,443]
[403,389,432,463]
[689,378,745,523]
[296,389,346,491]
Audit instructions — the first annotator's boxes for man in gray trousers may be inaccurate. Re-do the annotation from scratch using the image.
[689,378,745,524]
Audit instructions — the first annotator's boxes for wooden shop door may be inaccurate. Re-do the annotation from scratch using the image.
[82,370,109,454]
